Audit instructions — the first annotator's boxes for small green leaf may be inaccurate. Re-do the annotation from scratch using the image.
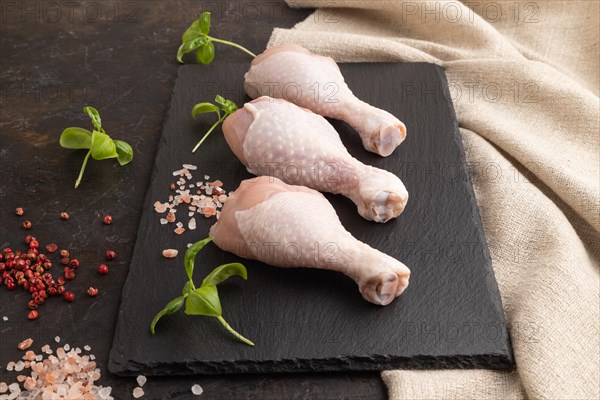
[184,237,213,281]
[177,36,208,63]
[215,95,238,115]
[192,102,220,120]
[215,95,226,106]
[196,41,215,64]
[83,106,102,130]
[198,12,211,35]
[59,127,92,149]
[182,281,195,296]
[182,19,202,43]
[202,263,247,287]
[113,139,134,166]
[222,100,238,115]
[185,285,222,316]
[90,130,118,160]
[150,296,185,334]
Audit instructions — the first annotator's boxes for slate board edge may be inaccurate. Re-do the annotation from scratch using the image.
[430,65,514,362]
[110,353,514,376]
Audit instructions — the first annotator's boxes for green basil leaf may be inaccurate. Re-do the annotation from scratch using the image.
[184,285,222,317]
[198,12,211,35]
[214,95,226,106]
[83,106,102,130]
[195,41,215,65]
[202,263,247,287]
[182,19,201,43]
[177,36,208,63]
[222,99,238,115]
[182,281,195,296]
[113,139,134,166]
[192,102,220,120]
[184,237,213,281]
[150,296,185,334]
[90,130,118,160]
[214,96,238,115]
[59,127,92,149]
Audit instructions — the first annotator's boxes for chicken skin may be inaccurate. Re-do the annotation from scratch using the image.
[209,177,411,305]
[244,43,407,157]
[222,96,408,223]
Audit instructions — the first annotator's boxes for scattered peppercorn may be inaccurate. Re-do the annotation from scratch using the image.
[63,291,75,302]
[60,212,70,220]
[105,250,117,261]
[103,215,113,225]
[61,257,70,266]
[64,268,75,280]
[69,259,80,269]
[28,310,38,320]
[87,287,98,297]
[45,244,58,253]
[59,250,69,258]
[15,207,24,216]
[98,264,109,275]
[22,220,32,230]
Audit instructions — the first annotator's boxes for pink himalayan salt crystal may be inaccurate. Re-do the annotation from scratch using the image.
[133,386,145,398]
[56,347,66,359]
[23,377,37,391]
[0,382,7,393]
[17,338,33,350]
[154,201,168,213]
[174,227,185,235]
[17,375,26,382]
[162,249,178,259]
[24,351,36,361]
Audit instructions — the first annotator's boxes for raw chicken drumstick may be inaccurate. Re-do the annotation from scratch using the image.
[244,43,407,157]
[223,96,408,223]
[209,177,411,306]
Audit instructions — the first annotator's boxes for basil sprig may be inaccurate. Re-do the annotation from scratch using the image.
[191,95,238,153]
[177,12,256,64]
[59,106,133,188]
[150,237,254,346]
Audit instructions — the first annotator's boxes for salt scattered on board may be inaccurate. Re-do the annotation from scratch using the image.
[153,164,229,238]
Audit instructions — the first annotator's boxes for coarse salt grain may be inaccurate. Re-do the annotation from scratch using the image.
[54,336,60,343]
[84,345,91,351]
[174,227,185,235]
[136,375,147,387]
[188,218,196,230]
[162,249,178,258]
[191,384,203,395]
[183,164,197,170]
[133,387,145,398]
[17,338,33,350]
[2,316,7,321]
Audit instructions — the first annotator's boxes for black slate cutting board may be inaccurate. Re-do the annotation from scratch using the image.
[108,63,513,375]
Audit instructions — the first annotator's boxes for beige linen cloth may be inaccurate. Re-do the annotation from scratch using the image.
[267,1,600,399]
